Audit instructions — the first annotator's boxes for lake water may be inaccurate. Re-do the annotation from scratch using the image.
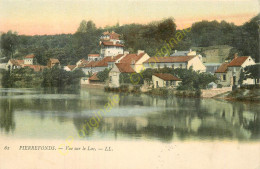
[0,87,259,142]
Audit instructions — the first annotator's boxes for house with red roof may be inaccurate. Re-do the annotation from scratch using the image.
[215,54,255,86]
[100,41,124,58]
[47,58,60,68]
[6,59,24,70]
[108,63,136,87]
[143,55,206,72]
[152,73,182,88]
[118,50,150,73]
[99,31,124,58]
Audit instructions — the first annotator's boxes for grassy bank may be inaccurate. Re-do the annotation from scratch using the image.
[226,85,260,102]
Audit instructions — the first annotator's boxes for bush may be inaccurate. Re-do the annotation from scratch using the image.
[217,84,223,88]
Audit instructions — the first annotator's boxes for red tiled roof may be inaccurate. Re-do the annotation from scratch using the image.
[101,41,124,47]
[228,56,249,67]
[110,54,124,62]
[215,63,229,73]
[77,59,89,67]
[23,65,46,72]
[115,63,135,73]
[88,54,100,57]
[95,55,124,67]
[10,59,24,66]
[25,54,35,58]
[119,53,145,64]
[82,61,99,68]
[144,56,195,63]
[49,58,60,63]
[67,65,76,71]
[102,31,120,40]
[154,73,181,81]
[89,73,100,81]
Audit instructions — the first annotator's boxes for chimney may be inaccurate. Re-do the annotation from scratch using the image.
[124,51,129,55]
[137,50,144,55]
[234,53,238,59]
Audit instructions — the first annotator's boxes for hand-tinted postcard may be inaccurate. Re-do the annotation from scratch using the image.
[0,0,260,168]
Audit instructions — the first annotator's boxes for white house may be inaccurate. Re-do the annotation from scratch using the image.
[100,31,123,44]
[152,73,181,88]
[100,41,124,58]
[109,63,135,87]
[6,59,24,70]
[215,55,255,86]
[143,55,206,72]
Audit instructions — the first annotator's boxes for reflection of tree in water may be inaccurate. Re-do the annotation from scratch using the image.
[244,112,260,139]
[0,99,15,133]
[72,95,260,141]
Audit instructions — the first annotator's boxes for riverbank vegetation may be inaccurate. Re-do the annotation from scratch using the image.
[1,66,85,88]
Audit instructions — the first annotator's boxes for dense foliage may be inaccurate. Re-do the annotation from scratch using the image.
[97,68,111,82]
[1,68,42,88]
[1,66,85,88]
[42,66,85,88]
[243,64,260,85]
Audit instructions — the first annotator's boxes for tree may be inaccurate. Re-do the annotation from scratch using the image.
[77,20,88,33]
[0,31,18,59]
[244,65,260,85]
[97,68,111,82]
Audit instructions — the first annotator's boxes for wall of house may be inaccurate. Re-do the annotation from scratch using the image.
[100,46,124,57]
[109,71,120,87]
[144,62,187,70]
[134,53,150,73]
[152,75,165,88]
[215,72,232,87]
[64,67,71,71]
[187,57,206,72]
[24,58,33,65]
[241,57,255,68]
[80,77,89,85]
[82,67,107,75]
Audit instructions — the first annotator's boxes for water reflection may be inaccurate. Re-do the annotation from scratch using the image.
[0,88,259,141]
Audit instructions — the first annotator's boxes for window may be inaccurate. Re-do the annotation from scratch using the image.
[109,76,112,82]
[223,74,226,81]
[156,81,159,88]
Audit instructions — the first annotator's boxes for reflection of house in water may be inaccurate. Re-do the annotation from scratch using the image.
[72,96,259,141]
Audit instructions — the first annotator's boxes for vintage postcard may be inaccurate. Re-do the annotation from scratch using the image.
[0,0,260,168]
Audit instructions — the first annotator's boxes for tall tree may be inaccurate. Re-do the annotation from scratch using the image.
[0,31,18,59]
